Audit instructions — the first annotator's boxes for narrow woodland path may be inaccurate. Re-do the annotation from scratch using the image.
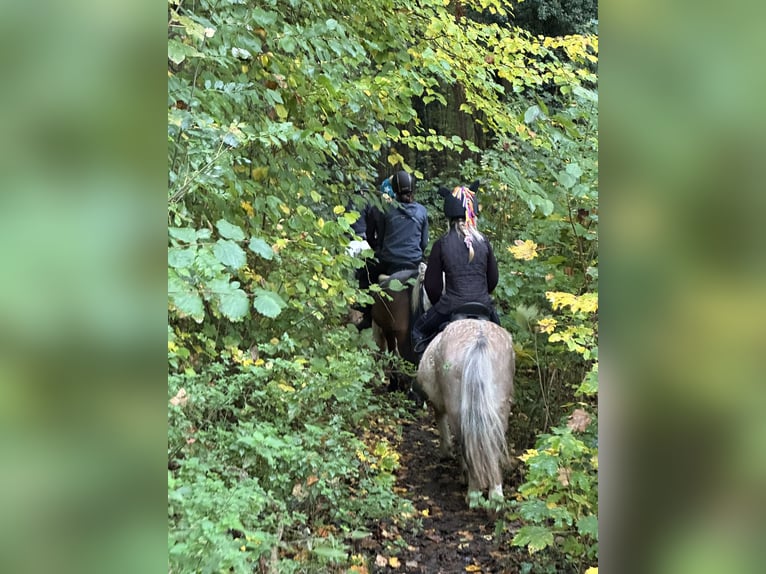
[364,402,523,574]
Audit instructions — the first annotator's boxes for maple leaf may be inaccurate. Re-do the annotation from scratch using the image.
[537,317,557,334]
[508,239,539,261]
[567,408,591,432]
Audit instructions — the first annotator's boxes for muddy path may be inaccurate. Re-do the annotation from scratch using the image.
[364,402,524,574]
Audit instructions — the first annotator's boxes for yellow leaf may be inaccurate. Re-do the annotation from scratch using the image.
[518,448,538,462]
[278,383,295,393]
[275,103,287,119]
[250,166,268,181]
[279,203,291,215]
[537,317,557,334]
[585,568,598,574]
[420,508,429,517]
[323,131,333,141]
[387,151,404,166]
[508,239,539,261]
[388,556,400,568]
[545,291,598,314]
[240,200,254,217]
[465,565,482,572]
[333,205,345,214]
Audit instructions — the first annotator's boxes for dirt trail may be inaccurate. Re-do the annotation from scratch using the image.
[367,406,522,574]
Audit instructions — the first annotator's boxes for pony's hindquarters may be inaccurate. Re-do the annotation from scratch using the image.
[417,319,515,503]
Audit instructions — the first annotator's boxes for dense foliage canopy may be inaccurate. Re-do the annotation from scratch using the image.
[168,0,597,571]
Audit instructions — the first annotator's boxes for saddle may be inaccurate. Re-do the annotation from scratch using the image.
[449,301,493,322]
[413,301,493,355]
[377,267,420,287]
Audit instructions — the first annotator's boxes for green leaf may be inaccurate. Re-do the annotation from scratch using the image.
[168,39,203,65]
[216,288,249,321]
[169,227,197,243]
[512,525,554,553]
[248,237,274,260]
[577,363,598,396]
[524,105,543,124]
[279,35,296,53]
[251,7,277,26]
[312,545,348,561]
[565,163,583,179]
[213,239,246,269]
[215,219,246,241]
[386,278,406,292]
[168,271,204,322]
[168,247,196,269]
[577,514,598,539]
[557,170,577,189]
[253,288,286,318]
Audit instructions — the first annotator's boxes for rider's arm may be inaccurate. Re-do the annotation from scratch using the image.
[424,240,444,304]
[487,241,499,293]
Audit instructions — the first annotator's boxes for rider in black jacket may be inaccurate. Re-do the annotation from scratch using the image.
[411,181,500,352]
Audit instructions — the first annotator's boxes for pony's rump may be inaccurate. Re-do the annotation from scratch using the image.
[417,319,515,503]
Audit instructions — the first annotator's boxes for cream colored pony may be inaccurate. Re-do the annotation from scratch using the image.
[417,319,515,504]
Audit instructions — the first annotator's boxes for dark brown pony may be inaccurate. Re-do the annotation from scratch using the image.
[417,319,515,505]
[370,266,426,390]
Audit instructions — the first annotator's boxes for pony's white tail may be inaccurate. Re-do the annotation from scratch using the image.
[460,329,509,490]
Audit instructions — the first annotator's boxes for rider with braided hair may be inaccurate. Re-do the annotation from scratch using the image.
[411,180,500,353]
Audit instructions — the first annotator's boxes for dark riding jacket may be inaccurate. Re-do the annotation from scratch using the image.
[375,201,429,268]
[424,228,498,314]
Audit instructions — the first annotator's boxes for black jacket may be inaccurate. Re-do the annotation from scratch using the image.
[424,228,498,314]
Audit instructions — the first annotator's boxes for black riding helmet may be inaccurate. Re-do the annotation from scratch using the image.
[392,170,415,198]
